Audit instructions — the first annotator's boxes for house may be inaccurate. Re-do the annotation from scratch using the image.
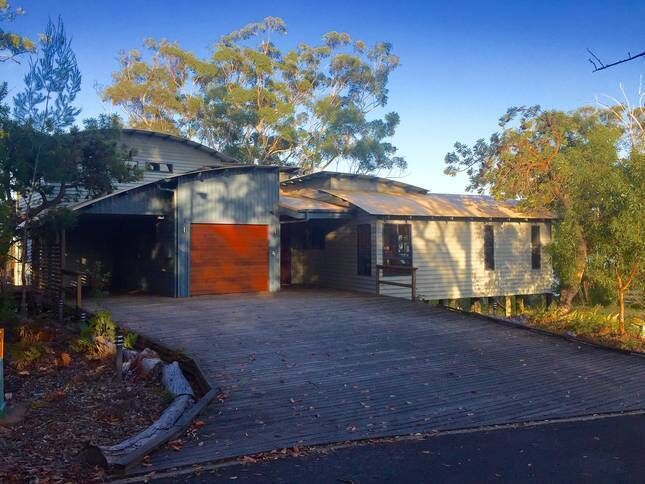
[30,130,555,304]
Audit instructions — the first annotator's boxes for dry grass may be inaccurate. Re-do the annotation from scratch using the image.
[522,304,644,352]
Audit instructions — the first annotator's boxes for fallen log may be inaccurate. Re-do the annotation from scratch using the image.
[137,357,163,379]
[162,361,194,398]
[83,393,195,468]
[83,360,201,471]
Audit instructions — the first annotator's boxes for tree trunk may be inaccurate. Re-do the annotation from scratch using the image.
[19,224,28,315]
[618,289,625,335]
[559,236,587,311]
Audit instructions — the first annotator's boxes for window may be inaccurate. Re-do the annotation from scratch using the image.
[531,225,541,269]
[382,224,412,275]
[484,225,495,270]
[145,162,174,173]
[357,224,372,276]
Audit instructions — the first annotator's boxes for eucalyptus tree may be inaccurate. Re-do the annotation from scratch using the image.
[103,17,405,174]
[444,106,626,310]
[0,0,34,62]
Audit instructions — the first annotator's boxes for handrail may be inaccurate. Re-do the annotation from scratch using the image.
[375,264,417,301]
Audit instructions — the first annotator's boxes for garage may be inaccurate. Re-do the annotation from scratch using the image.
[190,224,269,295]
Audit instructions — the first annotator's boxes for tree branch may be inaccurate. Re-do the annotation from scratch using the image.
[587,48,645,72]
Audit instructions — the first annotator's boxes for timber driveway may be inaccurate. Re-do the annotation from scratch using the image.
[87,289,645,474]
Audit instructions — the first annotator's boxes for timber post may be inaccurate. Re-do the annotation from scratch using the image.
[517,296,525,314]
[470,298,482,313]
[488,297,497,316]
[504,296,512,318]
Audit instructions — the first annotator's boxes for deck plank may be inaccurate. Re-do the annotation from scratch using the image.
[85,288,645,474]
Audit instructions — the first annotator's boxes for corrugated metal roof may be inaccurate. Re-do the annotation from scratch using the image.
[319,189,556,220]
[279,191,349,213]
[280,171,428,194]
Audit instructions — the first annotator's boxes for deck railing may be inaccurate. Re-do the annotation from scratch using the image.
[375,264,417,301]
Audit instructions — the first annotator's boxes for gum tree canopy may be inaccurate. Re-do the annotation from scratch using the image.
[103,17,405,174]
[444,106,638,311]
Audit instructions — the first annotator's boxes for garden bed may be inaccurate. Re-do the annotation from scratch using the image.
[519,305,644,353]
[0,316,168,482]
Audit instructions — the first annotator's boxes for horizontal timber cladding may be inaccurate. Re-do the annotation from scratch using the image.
[21,131,228,212]
[292,217,553,300]
[291,216,377,293]
[116,131,228,191]
[176,168,280,297]
[190,224,268,295]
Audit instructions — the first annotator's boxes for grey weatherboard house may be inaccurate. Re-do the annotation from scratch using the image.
[29,130,555,304]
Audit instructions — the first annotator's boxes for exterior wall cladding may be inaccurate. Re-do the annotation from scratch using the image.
[176,169,280,297]
[292,218,553,300]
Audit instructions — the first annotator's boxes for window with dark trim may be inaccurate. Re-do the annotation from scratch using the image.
[531,225,541,270]
[145,161,174,173]
[484,225,495,270]
[357,224,372,276]
[382,224,412,275]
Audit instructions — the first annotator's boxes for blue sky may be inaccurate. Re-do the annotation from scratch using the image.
[3,0,644,193]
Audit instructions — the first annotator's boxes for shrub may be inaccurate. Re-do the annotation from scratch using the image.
[69,335,94,354]
[123,331,138,349]
[88,311,116,342]
[9,341,46,369]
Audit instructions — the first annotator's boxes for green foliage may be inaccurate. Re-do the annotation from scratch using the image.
[13,17,81,131]
[444,105,637,309]
[69,335,92,354]
[8,322,51,368]
[103,17,404,174]
[87,310,116,342]
[523,304,644,352]
[72,310,121,356]
[0,0,34,62]
[123,331,138,350]
[9,340,45,368]
[1,113,141,249]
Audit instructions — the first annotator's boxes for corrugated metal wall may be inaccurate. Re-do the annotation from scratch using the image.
[176,168,280,297]
[82,186,171,215]
[293,218,553,300]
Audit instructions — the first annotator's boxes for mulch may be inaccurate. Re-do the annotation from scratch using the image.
[0,322,168,483]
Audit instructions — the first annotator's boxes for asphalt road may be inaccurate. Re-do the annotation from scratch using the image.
[150,413,645,483]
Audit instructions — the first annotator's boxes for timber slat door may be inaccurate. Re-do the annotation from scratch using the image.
[190,224,268,296]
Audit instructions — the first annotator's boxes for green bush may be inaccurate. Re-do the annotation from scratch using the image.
[123,331,138,349]
[88,310,116,342]
[9,341,46,368]
[69,335,93,354]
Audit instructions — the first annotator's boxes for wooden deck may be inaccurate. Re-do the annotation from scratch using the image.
[86,288,645,474]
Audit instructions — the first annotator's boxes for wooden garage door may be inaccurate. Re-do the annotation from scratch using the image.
[190,224,269,296]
